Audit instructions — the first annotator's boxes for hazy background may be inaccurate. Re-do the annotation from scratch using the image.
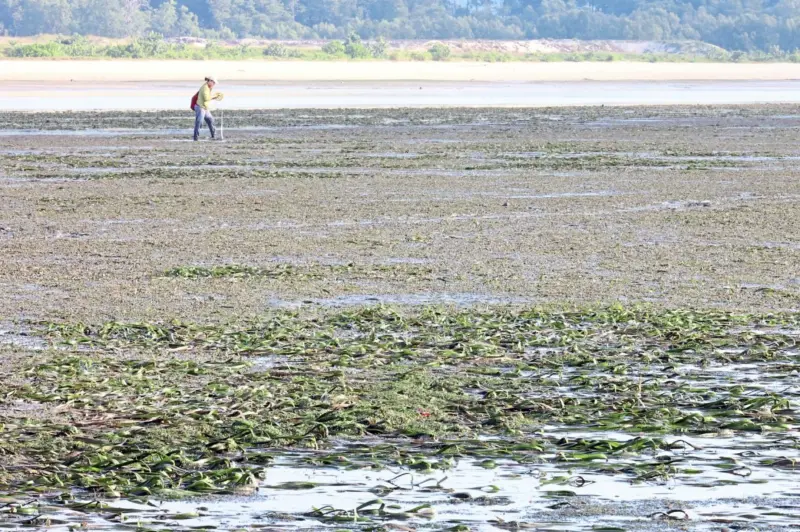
[1,0,799,54]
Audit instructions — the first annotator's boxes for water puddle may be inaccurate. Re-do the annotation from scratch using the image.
[383,257,432,265]
[268,292,531,308]
[0,176,88,184]
[3,311,798,531]
[0,126,326,138]
[363,152,421,159]
[0,323,47,350]
[501,191,619,200]
[250,354,293,370]
[6,436,799,531]
[755,241,800,251]
[0,128,189,137]
[66,166,139,175]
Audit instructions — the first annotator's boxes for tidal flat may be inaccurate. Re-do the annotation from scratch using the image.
[0,106,798,531]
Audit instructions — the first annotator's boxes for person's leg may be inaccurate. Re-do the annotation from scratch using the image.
[205,110,216,139]
[193,105,204,141]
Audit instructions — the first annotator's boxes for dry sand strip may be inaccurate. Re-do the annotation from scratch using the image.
[4,60,800,82]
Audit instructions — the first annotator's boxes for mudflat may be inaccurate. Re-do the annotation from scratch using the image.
[0,106,797,323]
[0,106,799,530]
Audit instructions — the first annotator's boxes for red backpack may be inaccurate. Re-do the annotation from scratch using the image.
[190,92,199,111]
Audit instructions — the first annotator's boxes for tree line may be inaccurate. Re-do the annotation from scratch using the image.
[2,0,800,52]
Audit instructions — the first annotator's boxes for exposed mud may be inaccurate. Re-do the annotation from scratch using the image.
[2,105,799,532]
[0,106,797,322]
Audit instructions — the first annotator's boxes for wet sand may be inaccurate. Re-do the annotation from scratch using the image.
[4,59,800,82]
[4,80,800,111]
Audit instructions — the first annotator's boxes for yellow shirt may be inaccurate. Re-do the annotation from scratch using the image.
[197,83,214,110]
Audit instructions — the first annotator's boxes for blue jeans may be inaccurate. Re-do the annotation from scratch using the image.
[193,105,216,140]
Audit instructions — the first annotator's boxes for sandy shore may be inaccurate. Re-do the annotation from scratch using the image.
[3,60,800,82]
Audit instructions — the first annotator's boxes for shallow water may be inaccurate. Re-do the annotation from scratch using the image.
[0,331,47,350]
[268,292,532,308]
[4,81,800,111]
[2,317,798,530]
[10,435,800,531]
[0,323,47,350]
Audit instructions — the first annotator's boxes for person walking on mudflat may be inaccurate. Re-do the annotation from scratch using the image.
[192,76,223,141]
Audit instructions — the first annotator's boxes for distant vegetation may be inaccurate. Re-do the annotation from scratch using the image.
[1,0,800,53]
[5,34,800,63]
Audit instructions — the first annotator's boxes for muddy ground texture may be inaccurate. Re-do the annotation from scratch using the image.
[0,106,798,531]
[0,106,798,321]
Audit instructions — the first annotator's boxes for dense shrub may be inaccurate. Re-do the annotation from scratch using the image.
[322,40,346,56]
[428,42,451,61]
[264,43,289,57]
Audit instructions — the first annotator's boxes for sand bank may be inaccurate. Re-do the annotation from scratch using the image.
[3,80,800,111]
[3,60,800,82]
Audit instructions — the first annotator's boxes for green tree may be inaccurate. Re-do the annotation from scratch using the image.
[428,41,450,59]
[322,39,346,54]
[2,0,800,53]
[177,0,212,25]
[176,4,202,35]
[369,35,387,56]
[208,0,295,37]
[344,30,370,57]
[361,0,407,21]
[18,0,72,34]
[73,0,149,37]
[152,0,179,36]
